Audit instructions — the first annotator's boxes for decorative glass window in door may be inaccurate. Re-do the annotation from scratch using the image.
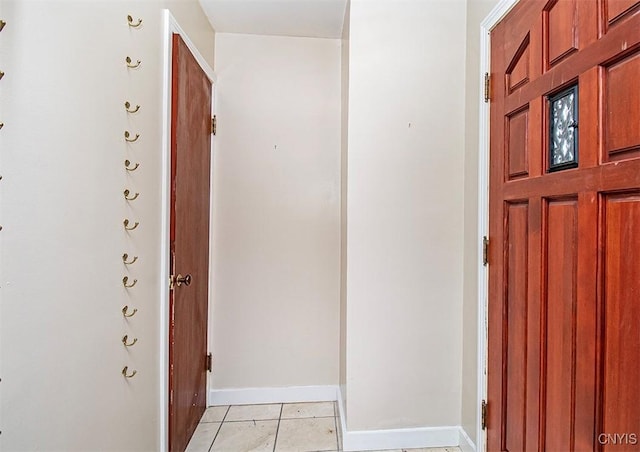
[548,85,578,171]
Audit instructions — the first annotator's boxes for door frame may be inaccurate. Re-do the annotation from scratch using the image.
[476,1,519,450]
[160,10,216,451]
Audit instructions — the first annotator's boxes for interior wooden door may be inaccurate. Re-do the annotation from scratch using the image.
[487,1,640,450]
[169,33,213,452]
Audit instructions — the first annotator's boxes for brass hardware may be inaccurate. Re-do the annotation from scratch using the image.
[127,15,143,28]
[0,20,5,32]
[481,399,488,430]
[122,305,138,318]
[124,101,140,114]
[0,71,4,80]
[172,273,192,288]
[124,131,140,143]
[0,123,4,130]
[124,189,139,201]
[122,366,137,378]
[206,353,213,372]
[122,253,138,265]
[124,160,139,172]
[123,219,139,231]
[211,115,217,135]
[482,236,489,266]
[484,72,491,103]
[122,335,138,347]
[125,56,141,69]
[122,276,137,288]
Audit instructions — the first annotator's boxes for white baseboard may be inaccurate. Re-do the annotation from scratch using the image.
[209,385,339,406]
[336,387,467,451]
[458,427,477,452]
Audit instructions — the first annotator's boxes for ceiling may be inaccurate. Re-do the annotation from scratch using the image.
[198,0,349,39]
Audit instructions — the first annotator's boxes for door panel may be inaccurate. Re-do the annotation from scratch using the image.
[543,198,578,451]
[488,1,640,450]
[604,51,640,160]
[169,34,212,452]
[602,195,640,449]
[504,202,529,452]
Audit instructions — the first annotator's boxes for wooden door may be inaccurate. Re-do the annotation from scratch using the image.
[487,1,640,450]
[169,33,213,452]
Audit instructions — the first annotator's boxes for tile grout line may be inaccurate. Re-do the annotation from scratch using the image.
[207,405,231,452]
[272,403,284,452]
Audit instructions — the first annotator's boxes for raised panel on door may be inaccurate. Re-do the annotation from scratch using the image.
[542,198,578,451]
[601,194,640,451]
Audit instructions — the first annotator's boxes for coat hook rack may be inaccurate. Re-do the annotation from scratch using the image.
[127,15,143,28]
[122,276,137,288]
[0,20,6,33]
[123,219,139,231]
[122,253,138,265]
[122,305,138,318]
[125,56,141,69]
[124,131,140,143]
[124,101,140,114]
[122,366,137,378]
[122,335,138,347]
[124,160,140,172]
[124,189,139,201]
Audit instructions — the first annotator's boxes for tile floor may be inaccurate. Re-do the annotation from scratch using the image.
[186,402,462,452]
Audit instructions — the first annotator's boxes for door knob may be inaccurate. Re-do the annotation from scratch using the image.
[174,273,192,287]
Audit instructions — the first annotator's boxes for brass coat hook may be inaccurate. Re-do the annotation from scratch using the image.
[123,219,139,231]
[122,366,137,378]
[0,20,6,32]
[0,123,3,130]
[122,305,138,318]
[124,189,139,201]
[127,15,143,28]
[122,253,138,265]
[123,276,137,288]
[124,160,140,172]
[0,71,4,81]
[122,335,138,347]
[124,131,140,143]
[126,56,141,69]
[124,101,140,114]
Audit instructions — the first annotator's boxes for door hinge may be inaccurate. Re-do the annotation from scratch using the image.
[206,353,213,372]
[481,400,487,430]
[211,115,217,135]
[481,399,488,430]
[484,73,491,103]
[482,236,489,266]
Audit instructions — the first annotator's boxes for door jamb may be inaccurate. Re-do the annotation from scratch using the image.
[476,0,519,450]
[161,10,216,451]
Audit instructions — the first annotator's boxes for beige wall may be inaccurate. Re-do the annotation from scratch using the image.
[339,0,351,414]
[462,0,502,443]
[343,0,467,431]
[0,1,213,450]
[210,33,341,389]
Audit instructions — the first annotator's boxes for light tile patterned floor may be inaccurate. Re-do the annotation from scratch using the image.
[186,402,463,452]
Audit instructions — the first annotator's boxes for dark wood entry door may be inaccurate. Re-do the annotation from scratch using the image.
[487,1,640,450]
[169,33,213,452]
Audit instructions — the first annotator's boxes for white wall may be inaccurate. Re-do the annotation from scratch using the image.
[343,0,467,431]
[211,33,341,389]
[0,1,213,450]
